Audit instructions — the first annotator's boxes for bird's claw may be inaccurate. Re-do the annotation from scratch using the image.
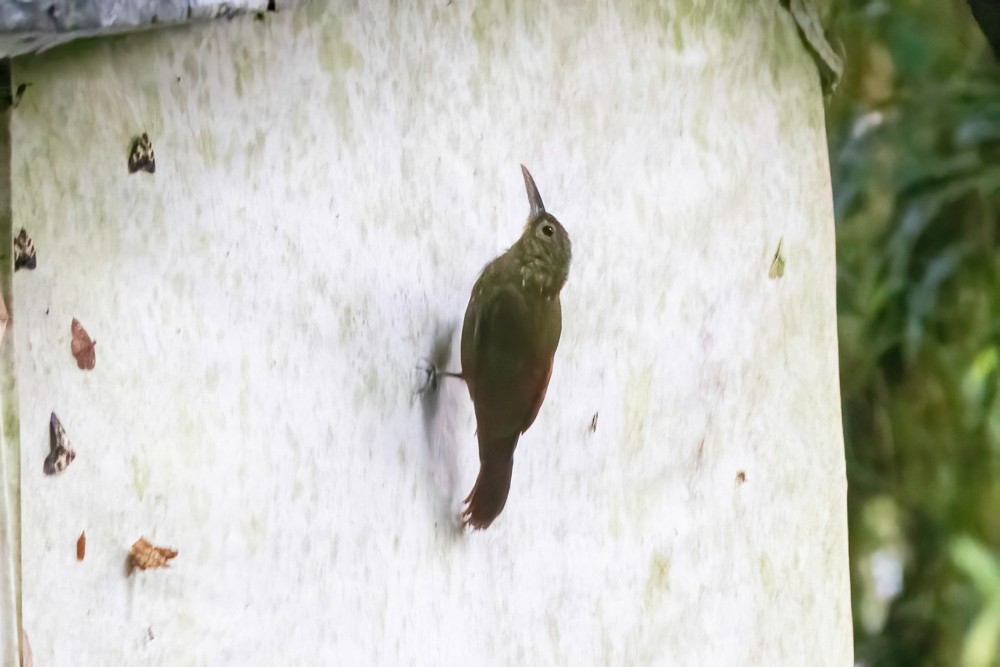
[415,359,440,395]
[415,360,464,396]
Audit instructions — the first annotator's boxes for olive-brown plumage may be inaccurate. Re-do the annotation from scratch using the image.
[458,166,571,529]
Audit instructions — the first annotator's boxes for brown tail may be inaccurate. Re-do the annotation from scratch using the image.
[462,445,516,530]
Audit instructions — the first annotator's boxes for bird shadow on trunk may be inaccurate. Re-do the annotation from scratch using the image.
[416,323,466,536]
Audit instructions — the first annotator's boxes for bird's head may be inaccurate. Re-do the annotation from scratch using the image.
[515,165,572,297]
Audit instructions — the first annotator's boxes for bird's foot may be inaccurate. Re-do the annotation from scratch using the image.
[415,360,463,395]
[415,359,440,395]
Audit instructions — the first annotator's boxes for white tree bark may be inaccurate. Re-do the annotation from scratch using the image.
[2,0,852,664]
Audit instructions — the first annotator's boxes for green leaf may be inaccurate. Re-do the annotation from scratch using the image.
[960,598,1000,667]
[951,536,1000,597]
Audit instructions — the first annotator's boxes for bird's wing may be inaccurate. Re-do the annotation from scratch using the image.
[465,282,558,443]
[519,356,554,433]
[516,294,560,433]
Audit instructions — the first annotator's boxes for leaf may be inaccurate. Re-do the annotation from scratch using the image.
[951,536,1000,596]
[960,598,1000,667]
[962,347,998,406]
[904,244,970,354]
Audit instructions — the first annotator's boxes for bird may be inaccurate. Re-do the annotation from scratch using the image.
[450,165,572,529]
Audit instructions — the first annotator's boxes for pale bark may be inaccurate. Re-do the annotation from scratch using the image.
[3,1,851,664]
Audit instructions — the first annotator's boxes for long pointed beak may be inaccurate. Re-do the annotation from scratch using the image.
[521,164,545,218]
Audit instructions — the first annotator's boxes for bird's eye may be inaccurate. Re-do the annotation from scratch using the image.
[541,225,555,237]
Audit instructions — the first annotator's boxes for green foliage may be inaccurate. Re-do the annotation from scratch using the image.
[830,1,1000,665]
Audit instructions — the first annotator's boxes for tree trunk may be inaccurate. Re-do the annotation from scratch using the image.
[1,0,852,664]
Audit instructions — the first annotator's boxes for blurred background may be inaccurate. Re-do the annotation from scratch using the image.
[828,1,1000,665]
